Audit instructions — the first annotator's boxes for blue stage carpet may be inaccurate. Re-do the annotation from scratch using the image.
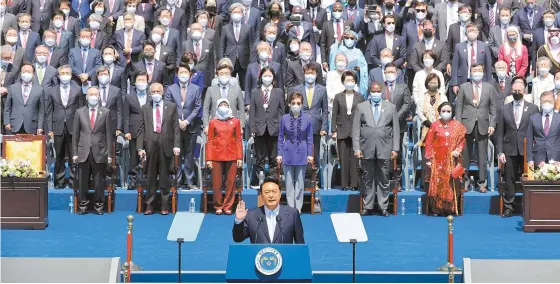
[3,211,560,281]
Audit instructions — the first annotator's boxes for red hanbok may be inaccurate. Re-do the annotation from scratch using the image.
[424,119,466,215]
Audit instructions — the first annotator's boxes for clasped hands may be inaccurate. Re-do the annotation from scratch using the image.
[179,119,189,130]
[354,150,397,160]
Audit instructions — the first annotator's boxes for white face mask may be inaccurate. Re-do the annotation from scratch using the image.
[300,52,311,61]
[191,31,202,40]
[344,82,355,90]
[124,22,134,30]
[159,18,170,26]
[440,112,452,121]
[217,106,230,117]
[380,57,392,66]
[459,13,470,22]
[21,72,33,82]
[544,18,555,27]
[88,96,99,107]
[231,13,243,23]
[266,34,276,43]
[500,17,510,25]
[36,55,47,64]
[19,23,30,31]
[262,75,273,86]
[332,11,343,20]
[45,38,56,47]
[336,61,346,71]
[423,58,434,68]
[61,9,70,15]
[126,6,136,13]
[416,12,426,21]
[471,72,483,82]
[555,80,560,90]
[218,75,230,85]
[497,71,507,80]
[136,82,148,91]
[98,75,109,85]
[198,18,208,27]
[178,74,190,83]
[385,73,397,82]
[151,33,162,43]
[151,94,162,102]
[95,8,104,15]
[6,36,17,44]
[539,68,550,76]
[258,51,269,61]
[80,38,91,47]
[551,36,560,45]
[290,43,299,53]
[59,74,72,84]
[103,56,114,65]
[0,5,6,13]
[542,103,554,114]
[385,23,395,33]
[53,20,64,29]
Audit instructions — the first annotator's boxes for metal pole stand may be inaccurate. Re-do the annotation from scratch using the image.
[177,238,185,283]
[350,238,357,283]
[126,215,143,271]
[437,216,462,272]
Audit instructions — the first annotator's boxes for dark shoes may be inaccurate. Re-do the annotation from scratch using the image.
[502,209,513,218]
[360,209,372,216]
[381,210,390,217]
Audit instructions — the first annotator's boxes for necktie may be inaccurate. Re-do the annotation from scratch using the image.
[348,8,355,22]
[417,23,422,40]
[473,85,479,105]
[306,85,313,106]
[48,50,52,65]
[528,10,534,29]
[56,30,61,45]
[195,42,201,60]
[489,6,495,27]
[337,21,342,41]
[147,62,153,81]
[263,88,269,104]
[244,10,249,24]
[62,85,68,106]
[81,48,87,72]
[221,87,227,98]
[235,25,240,41]
[181,85,186,103]
[38,66,44,85]
[23,84,29,104]
[296,26,300,37]
[470,43,476,65]
[22,32,27,48]
[386,83,393,101]
[109,0,114,13]
[90,108,96,128]
[311,8,315,23]
[102,87,107,106]
[374,103,380,122]
[91,31,96,48]
[544,114,550,136]
[514,103,521,126]
[155,104,162,133]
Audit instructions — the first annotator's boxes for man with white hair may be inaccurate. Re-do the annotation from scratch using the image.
[491,60,513,106]
[531,57,555,106]
[245,41,283,96]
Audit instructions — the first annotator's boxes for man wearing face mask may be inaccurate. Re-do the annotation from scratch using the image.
[17,13,40,62]
[103,0,125,21]
[150,26,176,75]
[3,63,45,135]
[30,0,54,32]
[283,6,316,58]
[488,8,517,62]
[53,0,81,39]
[50,12,74,52]
[286,41,324,90]
[115,13,145,64]
[72,87,114,215]
[193,10,219,57]
[123,72,150,189]
[137,82,181,214]
[68,28,101,87]
[455,63,497,193]
[491,61,512,107]
[181,22,214,88]
[157,9,182,58]
[531,10,556,71]
[446,6,483,63]
[512,0,544,45]
[352,82,400,216]
[408,20,450,75]
[46,65,81,189]
[527,91,560,173]
[0,0,17,45]
[42,30,67,68]
[4,28,25,68]
[164,63,202,190]
[320,2,353,72]
[496,81,539,217]
[342,0,364,34]
[240,0,261,42]
[95,65,123,136]
[368,15,406,69]
[156,0,188,41]
[432,0,462,43]
[477,0,501,39]
[116,0,145,32]
[303,0,327,46]
[0,45,19,100]
[131,41,167,85]
[450,23,492,102]
[91,46,126,98]
[220,3,254,92]
[245,41,283,96]
[401,1,428,90]
[368,48,405,85]
[30,45,57,88]
[250,23,286,74]
[87,14,112,51]
[362,6,383,59]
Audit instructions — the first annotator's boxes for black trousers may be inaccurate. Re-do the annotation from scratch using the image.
[128,137,139,185]
[406,68,415,93]
[178,129,198,186]
[504,154,523,211]
[54,127,74,186]
[462,122,489,185]
[254,128,278,180]
[233,58,247,91]
[146,133,171,211]
[79,151,106,210]
[394,132,405,182]
[338,137,359,188]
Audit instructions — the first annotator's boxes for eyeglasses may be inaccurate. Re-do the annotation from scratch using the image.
[416,9,426,12]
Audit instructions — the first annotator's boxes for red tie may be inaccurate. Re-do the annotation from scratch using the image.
[195,42,201,60]
[470,43,476,65]
[155,104,162,133]
[500,81,504,92]
[544,114,550,136]
[337,21,342,41]
[91,31,96,48]
[386,83,392,101]
[90,108,96,129]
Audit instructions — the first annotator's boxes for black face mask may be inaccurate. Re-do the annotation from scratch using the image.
[308,0,318,7]
[423,30,433,38]
[348,0,357,7]
[385,2,394,9]
[270,10,280,17]
[512,91,523,101]
[487,0,496,4]
[207,6,216,15]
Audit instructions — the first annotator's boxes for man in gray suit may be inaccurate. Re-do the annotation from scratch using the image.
[182,22,215,88]
[352,82,399,217]
[4,28,25,68]
[30,45,57,88]
[0,1,18,45]
[30,0,55,33]
[203,63,245,133]
[455,63,497,193]
[72,87,114,215]
[432,0,463,42]
[3,62,45,135]
[487,8,517,64]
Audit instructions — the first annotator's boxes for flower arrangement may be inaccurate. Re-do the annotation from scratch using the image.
[0,159,39,178]
[532,161,560,181]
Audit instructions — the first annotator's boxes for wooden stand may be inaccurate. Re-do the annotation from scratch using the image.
[521,178,560,232]
[1,176,49,229]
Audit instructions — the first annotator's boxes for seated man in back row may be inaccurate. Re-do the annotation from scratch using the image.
[233,177,305,244]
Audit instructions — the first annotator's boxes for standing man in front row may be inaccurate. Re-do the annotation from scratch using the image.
[137,83,181,215]
[352,82,400,217]
[72,87,114,215]
[527,91,560,172]
[233,177,305,244]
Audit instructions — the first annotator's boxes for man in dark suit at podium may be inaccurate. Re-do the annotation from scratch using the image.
[233,177,304,244]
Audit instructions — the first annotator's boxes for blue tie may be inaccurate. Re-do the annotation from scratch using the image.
[374,103,380,123]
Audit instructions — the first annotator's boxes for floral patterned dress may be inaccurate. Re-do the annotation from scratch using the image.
[424,119,466,215]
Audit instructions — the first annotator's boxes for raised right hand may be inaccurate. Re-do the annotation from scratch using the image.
[235,200,248,222]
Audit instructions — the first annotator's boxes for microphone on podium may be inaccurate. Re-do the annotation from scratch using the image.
[255,217,264,243]
[276,215,284,244]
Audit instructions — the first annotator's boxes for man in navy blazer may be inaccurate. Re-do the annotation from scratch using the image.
[115,13,146,65]
[68,28,102,86]
[512,0,544,45]
[241,0,261,43]
[130,41,168,86]
[16,13,41,62]
[282,6,316,59]
[50,12,75,53]
[342,0,365,37]
[368,14,407,69]
[527,91,560,169]
[368,48,406,85]
[233,178,305,244]
[249,23,287,77]
[164,63,202,189]
[245,41,284,97]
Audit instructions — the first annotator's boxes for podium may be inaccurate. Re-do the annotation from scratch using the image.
[225,244,312,283]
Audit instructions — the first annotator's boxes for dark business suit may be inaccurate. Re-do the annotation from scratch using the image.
[304,6,328,44]
[30,0,55,32]
[155,6,188,41]
[130,59,167,86]
[3,82,45,134]
[320,19,353,64]
[115,29,146,65]
[367,67,406,86]
[242,7,262,43]
[17,30,41,62]
[293,83,328,162]
[6,0,27,15]
[408,39,450,73]
[46,82,82,187]
[103,0,125,19]
[53,29,74,52]
[68,47,102,83]
[27,64,58,88]
[48,48,68,68]
[530,27,548,71]
[496,101,538,211]
[123,90,150,186]
[282,21,317,59]
[249,41,287,80]
[220,22,254,91]
[154,44,176,80]
[368,32,407,68]
[136,2,158,34]
[285,60,324,91]
[527,112,560,166]
[164,27,182,64]
[91,30,115,51]
[331,92,365,188]
[232,205,305,244]
[98,84,123,132]
[72,105,114,210]
[10,46,26,70]
[182,38,215,87]
[249,87,285,180]
[136,100,181,211]
[445,22,484,62]
[450,40,493,101]
[91,64,127,98]
[512,6,544,45]
[165,83,202,186]
[244,62,283,99]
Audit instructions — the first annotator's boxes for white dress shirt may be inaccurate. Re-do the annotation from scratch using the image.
[264,205,280,241]
[446,2,459,34]
[531,75,555,106]
[385,33,394,50]
[466,41,477,77]
[345,92,354,115]
[513,99,524,128]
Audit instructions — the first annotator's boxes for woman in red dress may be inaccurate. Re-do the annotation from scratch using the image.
[206,98,243,215]
[424,102,466,216]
